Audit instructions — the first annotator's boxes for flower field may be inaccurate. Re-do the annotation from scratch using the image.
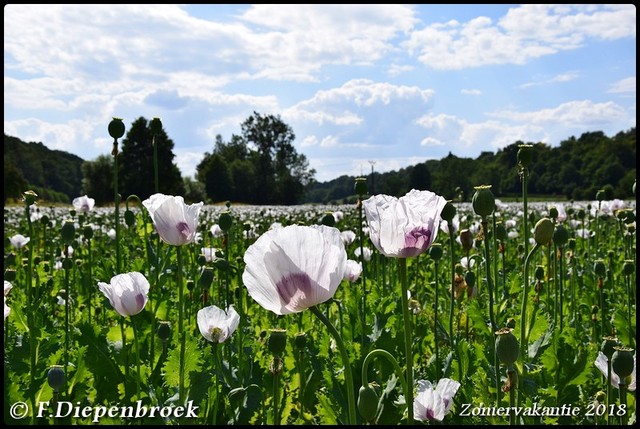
[3,185,636,425]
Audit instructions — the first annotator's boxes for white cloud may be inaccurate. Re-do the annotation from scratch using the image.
[461,89,482,95]
[520,72,579,89]
[608,76,636,94]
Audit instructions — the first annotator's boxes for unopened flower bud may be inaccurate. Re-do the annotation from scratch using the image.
[495,222,506,241]
[23,190,38,206]
[294,332,307,350]
[198,268,214,289]
[472,185,495,218]
[157,321,171,341]
[150,117,163,135]
[596,189,605,202]
[124,209,136,227]
[535,265,545,281]
[460,229,474,253]
[357,383,380,423]
[464,271,476,288]
[506,318,516,329]
[429,243,443,261]
[440,201,456,223]
[83,225,94,240]
[533,217,553,245]
[549,206,558,220]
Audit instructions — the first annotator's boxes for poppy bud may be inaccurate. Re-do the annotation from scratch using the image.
[47,365,66,393]
[108,117,125,140]
[440,201,456,223]
[623,260,634,276]
[611,347,634,378]
[533,217,553,245]
[495,222,506,241]
[568,238,576,250]
[62,258,74,271]
[596,189,605,202]
[459,229,473,253]
[535,265,545,281]
[549,206,558,220]
[354,177,368,196]
[495,328,519,366]
[357,383,380,423]
[198,268,214,289]
[83,225,94,240]
[124,209,136,227]
[22,190,38,206]
[186,280,195,292]
[600,336,619,359]
[464,271,476,288]
[268,328,287,355]
[472,185,495,218]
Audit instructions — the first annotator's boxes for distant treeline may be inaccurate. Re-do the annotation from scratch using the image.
[3,126,636,206]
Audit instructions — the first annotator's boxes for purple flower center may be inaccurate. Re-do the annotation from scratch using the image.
[276,272,313,312]
[177,221,191,238]
[399,226,432,257]
[135,293,145,311]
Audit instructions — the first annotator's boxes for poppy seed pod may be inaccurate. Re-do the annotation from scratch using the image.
[219,211,233,232]
[108,117,125,140]
[268,328,287,355]
[533,217,554,245]
[601,336,619,359]
[429,243,443,261]
[83,225,94,240]
[22,190,38,206]
[535,265,545,281]
[506,318,516,329]
[553,224,569,247]
[623,260,635,276]
[611,346,635,378]
[4,269,16,282]
[440,201,456,223]
[321,212,336,227]
[358,383,380,423]
[594,260,606,278]
[47,365,66,393]
[495,328,519,366]
[495,222,507,241]
[472,185,495,218]
[150,117,163,135]
[294,332,307,350]
[549,206,558,220]
[517,144,533,167]
[157,321,171,341]
[198,268,214,289]
[354,177,368,196]
[61,221,75,245]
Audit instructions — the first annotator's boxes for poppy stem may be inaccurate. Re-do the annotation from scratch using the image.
[398,258,414,425]
[361,348,409,407]
[131,315,141,399]
[310,305,356,425]
[518,242,540,408]
[177,245,186,403]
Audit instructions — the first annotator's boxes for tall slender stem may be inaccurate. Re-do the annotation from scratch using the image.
[272,356,281,425]
[434,260,440,379]
[358,199,367,350]
[448,229,456,347]
[398,258,414,424]
[518,242,540,406]
[132,315,142,398]
[481,219,499,406]
[310,306,356,425]
[177,245,186,403]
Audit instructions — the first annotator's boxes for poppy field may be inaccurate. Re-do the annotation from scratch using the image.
[3,178,637,425]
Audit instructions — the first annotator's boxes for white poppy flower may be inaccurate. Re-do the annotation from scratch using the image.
[98,272,150,317]
[197,304,240,343]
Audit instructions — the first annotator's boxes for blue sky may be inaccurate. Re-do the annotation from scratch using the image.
[4,4,636,182]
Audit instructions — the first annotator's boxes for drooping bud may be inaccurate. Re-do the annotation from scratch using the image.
[535,265,544,281]
[596,189,606,202]
[124,209,136,227]
[440,201,456,223]
[357,383,380,423]
[198,268,214,289]
[533,217,554,245]
[464,270,476,288]
[472,185,495,218]
[495,328,519,366]
[459,229,474,253]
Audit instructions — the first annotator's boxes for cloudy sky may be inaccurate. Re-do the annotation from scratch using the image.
[4,4,636,182]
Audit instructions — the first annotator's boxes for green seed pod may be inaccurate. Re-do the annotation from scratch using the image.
[197,254,207,266]
[495,222,507,241]
[150,117,163,135]
[460,229,474,253]
[22,190,38,206]
[219,211,233,232]
[83,225,94,240]
[623,260,635,276]
[321,212,335,227]
[553,224,569,247]
[61,220,76,245]
[108,117,125,140]
[533,217,554,245]
[611,346,635,378]
[268,328,287,355]
[4,269,17,282]
[198,268,214,289]
[62,258,73,271]
[47,365,66,393]
[472,185,495,218]
[594,260,606,278]
[600,336,619,359]
[549,206,558,220]
[464,270,476,288]
[294,332,307,350]
[568,238,576,251]
[440,201,456,223]
[517,144,533,168]
[354,177,368,196]
[506,318,516,329]
[495,328,520,366]
[429,243,443,261]
[357,383,380,423]
[535,265,545,281]
[157,321,171,341]
[186,280,195,292]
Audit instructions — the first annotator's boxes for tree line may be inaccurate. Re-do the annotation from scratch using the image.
[3,115,636,205]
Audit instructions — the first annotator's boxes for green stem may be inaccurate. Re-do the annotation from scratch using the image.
[518,242,541,407]
[358,199,367,351]
[273,356,281,425]
[132,315,142,399]
[177,245,186,403]
[481,219,499,406]
[398,258,414,424]
[114,142,121,274]
[361,349,409,408]
[558,247,564,331]
[619,381,627,425]
[522,167,529,261]
[120,317,129,378]
[310,306,356,425]
[508,367,517,425]
[606,359,612,425]
[434,260,440,380]
[448,228,456,347]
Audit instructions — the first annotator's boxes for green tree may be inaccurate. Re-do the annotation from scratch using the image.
[118,117,184,200]
[81,155,114,206]
[4,157,28,203]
